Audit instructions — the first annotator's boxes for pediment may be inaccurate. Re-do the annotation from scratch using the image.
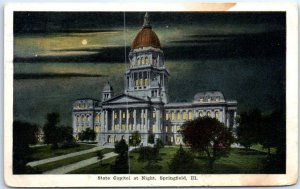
[103,94,147,104]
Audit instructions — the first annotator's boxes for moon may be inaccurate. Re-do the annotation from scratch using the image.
[81,39,88,45]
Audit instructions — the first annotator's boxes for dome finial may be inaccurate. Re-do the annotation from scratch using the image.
[143,12,151,28]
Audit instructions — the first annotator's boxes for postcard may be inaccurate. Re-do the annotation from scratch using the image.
[4,2,298,187]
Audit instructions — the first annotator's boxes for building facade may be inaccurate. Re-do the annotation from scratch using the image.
[72,13,237,146]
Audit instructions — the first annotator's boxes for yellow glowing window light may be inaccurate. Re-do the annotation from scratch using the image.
[171,112,175,120]
[215,111,219,119]
[182,112,186,120]
[188,111,193,120]
[177,112,181,120]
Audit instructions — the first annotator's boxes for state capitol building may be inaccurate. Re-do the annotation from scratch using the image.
[72,13,237,146]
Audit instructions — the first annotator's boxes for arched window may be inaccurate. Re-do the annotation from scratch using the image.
[144,79,148,86]
[199,111,203,117]
[215,111,219,119]
[177,111,181,120]
[188,111,193,120]
[114,135,118,143]
[182,111,186,120]
[207,111,211,117]
[122,111,126,119]
[114,124,118,131]
[81,115,85,122]
[108,135,112,143]
[141,57,145,65]
[76,116,80,124]
[165,112,169,120]
[137,58,140,65]
[199,98,204,102]
[145,57,149,64]
[135,79,139,86]
[122,135,126,141]
[153,111,156,118]
[171,112,175,121]
[207,97,211,102]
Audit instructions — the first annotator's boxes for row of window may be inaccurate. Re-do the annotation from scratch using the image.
[199,96,220,102]
[135,79,149,87]
[107,135,126,143]
[166,111,219,121]
[74,103,91,109]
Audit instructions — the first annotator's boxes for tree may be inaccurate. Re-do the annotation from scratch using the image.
[138,146,160,171]
[111,139,129,173]
[236,109,263,150]
[13,121,39,174]
[169,144,198,173]
[181,117,234,170]
[43,112,60,149]
[154,138,164,149]
[78,128,96,142]
[148,133,155,144]
[97,150,104,165]
[129,131,141,147]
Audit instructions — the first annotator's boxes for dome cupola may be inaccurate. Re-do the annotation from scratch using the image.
[131,13,161,49]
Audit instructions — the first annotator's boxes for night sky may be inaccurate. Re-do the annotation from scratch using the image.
[13,12,286,126]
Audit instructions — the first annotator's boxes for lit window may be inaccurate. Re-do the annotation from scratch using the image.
[216,96,220,102]
[177,112,181,120]
[176,135,180,143]
[145,57,149,64]
[215,111,219,119]
[122,112,125,119]
[153,125,156,132]
[114,135,118,143]
[165,127,168,132]
[165,112,169,120]
[182,111,186,120]
[142,57,145,65]
[135,80,139,86]
[171,112,175,121]
[114,124,118,131]
[199,111,203,117]
[207,97,211,102]
[140,79,143,86]
[122,124,126,131]
[145,79,148,86]
[207,111,211,117]
[153,111,156,118]
[199,98,204,102]
[114,112,117,119]
[137,58,140,65]
[188,111,193,120]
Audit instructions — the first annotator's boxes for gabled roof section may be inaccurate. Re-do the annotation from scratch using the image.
[102,93,149,105]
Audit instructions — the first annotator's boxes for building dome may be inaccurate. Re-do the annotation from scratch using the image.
[131,12,161,50]
[131,28,161,49]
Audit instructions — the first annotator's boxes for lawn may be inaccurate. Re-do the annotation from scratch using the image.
[69,156,117,174]
[70,146,271,174]
[35,148,113,172]
[30,144,96,161]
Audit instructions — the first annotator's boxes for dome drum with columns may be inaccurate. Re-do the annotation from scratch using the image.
[72,13,237,146]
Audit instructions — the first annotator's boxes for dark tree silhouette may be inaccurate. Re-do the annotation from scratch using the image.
[78,128,96,142]
[111,139,129,173]
[181,117,234,170]
[169,144,198,173]
[236,109,263,150]
[43,112,60,149]
[13,121,39,174]
[148,133,155,144]
[129,131,141,147]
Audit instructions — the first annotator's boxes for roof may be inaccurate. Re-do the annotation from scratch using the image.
[102,81,113,92]
[131,13,161,50]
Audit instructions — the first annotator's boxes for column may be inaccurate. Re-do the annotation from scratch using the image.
[233,111,237,128]
[101,112,105,132]
[156,109,160,133]
[119,109,122,131]
[112,110,115,131]
[226,112,230,127]
[126,109,129,132]
[141,109,144,131]
[145,109,148,132]
[133,109,137,131]
[105,110,108,131]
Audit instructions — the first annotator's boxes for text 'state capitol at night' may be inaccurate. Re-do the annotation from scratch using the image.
[72,13,238,146]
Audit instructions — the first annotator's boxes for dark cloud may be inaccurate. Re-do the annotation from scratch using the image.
[14,73,107,79]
